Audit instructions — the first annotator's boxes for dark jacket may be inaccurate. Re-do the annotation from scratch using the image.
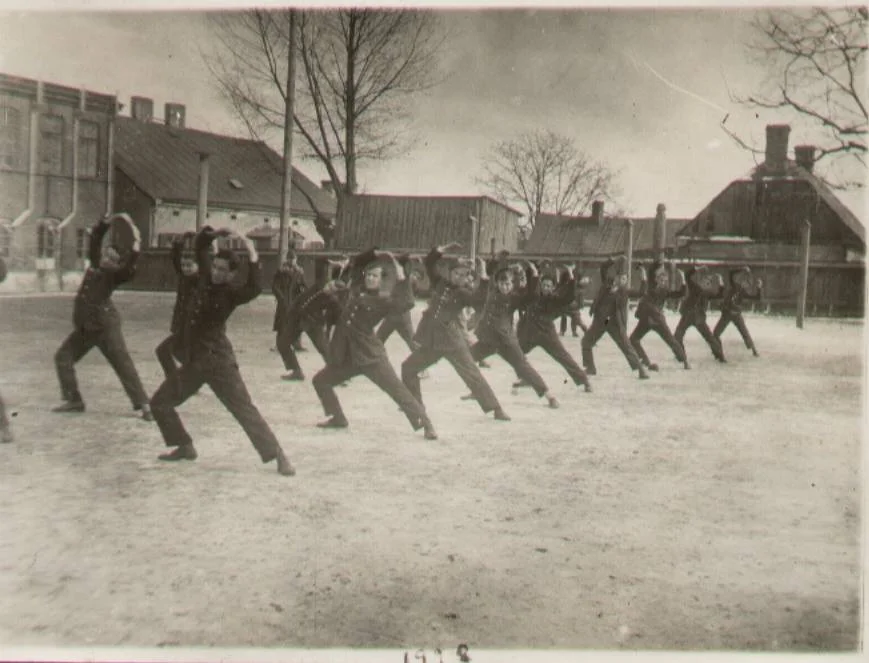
[474,276,535,344]
[518,274,577,340]
[73,219,138,331]
[414,248,486,352]
[679,268,725,318]
[178,229,261,365]
[169,239,199,335]
[720,269,762,314]
[635,281,685,322]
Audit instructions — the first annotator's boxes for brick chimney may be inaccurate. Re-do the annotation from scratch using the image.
[765,124,791,175]
[794,145,816,173]
[165,103,186,129]
[130,96,153,122]
[591,200,604,226]
[653,203,667,257]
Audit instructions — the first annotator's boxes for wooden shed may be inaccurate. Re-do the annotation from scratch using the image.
[335,194,522,253]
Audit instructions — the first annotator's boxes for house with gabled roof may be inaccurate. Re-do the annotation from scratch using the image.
[113,97,335,250]
[676,124,865,315]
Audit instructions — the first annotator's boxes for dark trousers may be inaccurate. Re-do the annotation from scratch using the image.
[55,325,149,407]
[376,311,417,352]
[519,332,589,387]
[0,391,8,429]
[150,359,280,462]
[559,311,587,336]
[312,359,428,429]
[402,344,502,413]
[630,317,687,365]
[674,313,725,360]
[580,316,643,373]
[155,334,183,382]
[470,335,548,397]
[277,320,330,372]
[713,311,756,351]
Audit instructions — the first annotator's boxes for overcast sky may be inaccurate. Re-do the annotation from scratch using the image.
[0,6,864,221]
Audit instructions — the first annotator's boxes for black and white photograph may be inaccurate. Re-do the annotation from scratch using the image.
[0,1,865,659]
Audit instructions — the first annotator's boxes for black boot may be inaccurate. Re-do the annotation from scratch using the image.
[159,443,198,461]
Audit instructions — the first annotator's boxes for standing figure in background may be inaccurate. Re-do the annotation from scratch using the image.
[52,214,153,419]
[630,260,690,371]
[713,265,763,357]
[273,251,309,380]
[559,267,590,337]
[149,226,295,476]
[580,255,650,380]
[154,232,199,392]
[674,265,727,363]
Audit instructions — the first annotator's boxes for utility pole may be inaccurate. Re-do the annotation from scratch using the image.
[278,9,297,263]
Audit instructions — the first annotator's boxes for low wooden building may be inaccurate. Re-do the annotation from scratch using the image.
[335,194,522,253]
[676,124,865,316]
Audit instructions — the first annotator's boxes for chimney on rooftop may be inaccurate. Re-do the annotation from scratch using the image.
[131,96,154,123]
[794,145,816,173]
[591,200,604,226]
[765,124,791,175]
[165,103,186,129]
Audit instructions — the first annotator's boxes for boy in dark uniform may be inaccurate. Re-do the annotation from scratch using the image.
[516,262,592,392]
[559,268,590,337]
[53,214,153,418]
[376,253,421,353]
[149,226,294,476]
[713,266,763,357]
[580,255,650,379]
[309,249,437,439]
[273,252,309,380]
[630,260,691,371]
[155,232,199,390]
[469,257,561,409]
[401,241,510,421]
[674,265,727,363]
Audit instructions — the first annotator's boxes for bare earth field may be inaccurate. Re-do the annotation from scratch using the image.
[0,292,863,653]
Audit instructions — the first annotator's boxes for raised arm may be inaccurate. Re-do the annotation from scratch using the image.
[111,215,142,285]
[231,232,262,306]
[88,216,111,266]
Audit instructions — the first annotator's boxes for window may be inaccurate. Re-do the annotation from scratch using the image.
[79,120,99,178]
[76,228,88,259]
[0,106,21,169]
[36,221,56,258]
[40,115,64,175]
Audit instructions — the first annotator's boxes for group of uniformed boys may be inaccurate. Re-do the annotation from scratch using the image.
[0,214,764,474]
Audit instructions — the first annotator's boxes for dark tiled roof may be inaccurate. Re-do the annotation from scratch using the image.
[114,116,336,219]
[525,212,688,255]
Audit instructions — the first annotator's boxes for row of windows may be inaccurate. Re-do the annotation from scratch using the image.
[0,224,90,260]
[0,106,101,176]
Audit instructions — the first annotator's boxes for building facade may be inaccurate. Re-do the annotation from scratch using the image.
[0,73,116,291]
[113,97,335,251]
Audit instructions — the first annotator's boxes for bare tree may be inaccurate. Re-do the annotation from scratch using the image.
[205,9,447,237]
[477,129,622,230]
[726,7,867,189]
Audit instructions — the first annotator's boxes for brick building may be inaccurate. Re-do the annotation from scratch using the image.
[0,73,117,291]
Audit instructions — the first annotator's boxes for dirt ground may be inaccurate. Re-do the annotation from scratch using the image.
[0,291,862,653]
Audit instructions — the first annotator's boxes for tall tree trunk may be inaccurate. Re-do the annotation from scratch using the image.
[344,13,358,195]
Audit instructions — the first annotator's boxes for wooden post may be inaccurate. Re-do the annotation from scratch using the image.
[625,219,634,284]
[196,152,210,231]
[469,214,478,265]
[797,219,811,329]
[278,9,297,264]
